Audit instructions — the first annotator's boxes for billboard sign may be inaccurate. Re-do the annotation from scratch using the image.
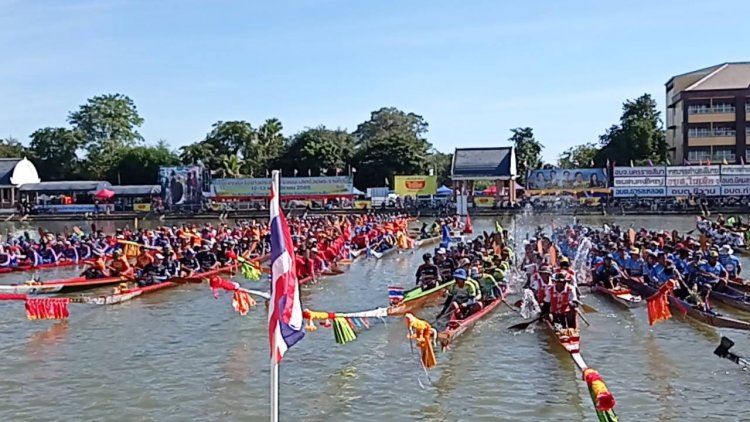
[212,176,353,198]
[393,175,437,196]
[526,168,608,191]
[612,166,666,177]
[612,187,666,197]
[159,166,204,206]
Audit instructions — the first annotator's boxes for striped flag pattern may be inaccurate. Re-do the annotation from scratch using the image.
[268,171,305,363]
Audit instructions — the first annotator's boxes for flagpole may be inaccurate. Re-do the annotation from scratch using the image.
[270,169,280,422]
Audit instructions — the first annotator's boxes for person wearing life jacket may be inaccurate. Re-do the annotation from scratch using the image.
[108,249,134,277]
[718,245,742,278]
[528,265,552,304]
[81,250,107,279]
[541,272,578,330]
[556,256,574,279]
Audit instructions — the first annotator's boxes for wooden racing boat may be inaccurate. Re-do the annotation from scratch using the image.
[621,277,750,331]
[704,286,750,313]
[728,277,750,293]
[544,319,618,422]
[387,281,454,316]
[0,258,93,274]
[0,275,132,295]
[81,265,240,306]
[590,285,642,308]
[437,286,508,349]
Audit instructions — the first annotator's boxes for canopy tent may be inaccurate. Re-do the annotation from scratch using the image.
[436,185,452,196]
[352,187,365,195]
[94,189,115,200]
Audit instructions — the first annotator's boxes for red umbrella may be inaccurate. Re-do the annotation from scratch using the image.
[94,189,115,200]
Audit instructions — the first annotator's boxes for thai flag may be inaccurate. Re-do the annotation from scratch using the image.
[268,171,305,363]
[388,286,405,304]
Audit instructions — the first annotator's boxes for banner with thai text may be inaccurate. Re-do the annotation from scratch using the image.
[612,187,666,197]
[612,166,667,177]
[666,165,720,177]
[393,175,437,196]
[666,186,721,196]
[211,176,353,198]
[613,177,665,187]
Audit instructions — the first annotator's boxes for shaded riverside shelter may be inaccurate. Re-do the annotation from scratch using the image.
[0,158,41,209]
[91,185,161,211]
[451,147,518,205]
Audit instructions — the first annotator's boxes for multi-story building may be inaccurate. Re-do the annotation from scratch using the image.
[666,63,750,164]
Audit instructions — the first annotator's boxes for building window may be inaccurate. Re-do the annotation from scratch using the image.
[687,103,736,114]
[688,148,736,163]
[688,127,736,137]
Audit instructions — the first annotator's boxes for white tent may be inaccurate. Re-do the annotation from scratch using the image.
[436,185,452,196]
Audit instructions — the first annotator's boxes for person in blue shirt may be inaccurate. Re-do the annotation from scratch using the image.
[643,251,663,285]
[718,245,742,278]
[673,244,690,275]
[623,247,644,276]
[594,254,622,289]
[699,250,728,289]
[613,247,629,268]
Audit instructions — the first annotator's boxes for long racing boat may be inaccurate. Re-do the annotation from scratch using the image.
[621,277,750,331]
[0,275,133,295]
[437,285,508,350]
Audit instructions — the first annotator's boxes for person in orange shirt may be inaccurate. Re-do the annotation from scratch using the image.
[81,251,107,279]
[108,249,134,277]
[135,246,154,270]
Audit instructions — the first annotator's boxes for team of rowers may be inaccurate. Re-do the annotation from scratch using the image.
[519,222,746,319]
[414,230,515,320]
[14,214,431,287]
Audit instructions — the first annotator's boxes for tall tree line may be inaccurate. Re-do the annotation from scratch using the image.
[3,96,452,188]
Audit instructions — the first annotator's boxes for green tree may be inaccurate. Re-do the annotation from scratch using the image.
[68,94,145,179]
[113,141,180,185]
[354,107,428,148]
[179,142,216,165]
[0,136,28,159]
[246,118,286,176]
[215,154,245,178]
[28,128,82,180]
[427,150,453,185]
[199,121,256,173]
[595,94,666,165]
[558,142,599,168]
[352,107,431,188]
[508,127,543,183]
[279,126,354,176]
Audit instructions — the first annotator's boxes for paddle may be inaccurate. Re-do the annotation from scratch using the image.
[508,316,542,331]
[576,308,591,327]
[579,302,598,314]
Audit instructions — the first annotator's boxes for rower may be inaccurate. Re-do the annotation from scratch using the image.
[139,253,169,286]
[698,250,729,291]
[135,246,154,270]
[718,245,742,278]
[415,253,440,290]
[623,247,644,277]
[108,249,133,277]
[594,254,621,289]
[196,244,219,270]
[528,265,553,304]
[179,249,200,276]
[557,256,574,279]
[441,269,480,320]
[541,272,578,330]
[81,251,107,279]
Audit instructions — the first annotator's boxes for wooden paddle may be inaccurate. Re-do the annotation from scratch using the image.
[576,308,591,327]
[579,302,598,313]
[508,316,542,331]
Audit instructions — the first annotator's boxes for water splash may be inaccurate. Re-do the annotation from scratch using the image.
[572,237,592,287]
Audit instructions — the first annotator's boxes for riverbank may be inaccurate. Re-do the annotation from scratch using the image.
[7,205,747,222]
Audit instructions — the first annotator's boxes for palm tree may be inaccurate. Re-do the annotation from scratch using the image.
[216,154,245,178]
[179,142,214,165]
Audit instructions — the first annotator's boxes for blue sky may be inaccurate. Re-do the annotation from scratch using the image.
[1,0,749,162]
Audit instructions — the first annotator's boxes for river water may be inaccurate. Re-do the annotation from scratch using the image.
[1,216,749,421]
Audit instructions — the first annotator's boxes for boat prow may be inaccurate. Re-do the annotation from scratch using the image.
[591,285,642,308]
